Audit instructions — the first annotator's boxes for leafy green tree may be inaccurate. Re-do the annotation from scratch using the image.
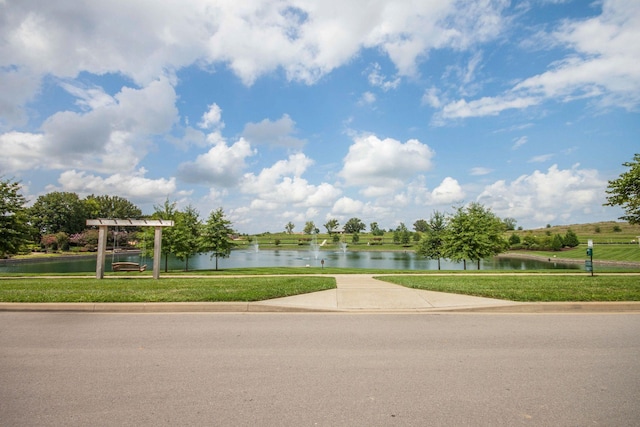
[393,223,411,245]
[442,203,508,270]
[508,233,521,246]
[172,205,201,271]
[324,219,339,235]
[605,153,640,224]
[344,217,366,234]
[29,191,88,235]
[285,221,295,234]
[551,234,564,251]
[151,198,178,272]
[303,221,316,235]
[502,217,517,231]
[351,233,360,244]
[370,222,384,236]
[200,208,236,270]
[416,211,446,270]
[84,194,142,219]
[413,219,428,233]
[563,229,579,248]
[0,179,31,257]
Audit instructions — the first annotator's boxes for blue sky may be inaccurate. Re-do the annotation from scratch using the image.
[1,0,638,234]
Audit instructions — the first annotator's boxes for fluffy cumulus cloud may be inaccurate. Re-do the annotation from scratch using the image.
[339,134,435,196]
[177,138,255,187]
[1,0,509,93]
[241,114,305,148]
[477,164,607,225]
[0,78,178,174]
[53,169,180,204]
[241,153,341,209]
[438,0,640,120]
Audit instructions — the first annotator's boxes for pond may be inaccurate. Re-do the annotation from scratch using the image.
[0,249,587,274]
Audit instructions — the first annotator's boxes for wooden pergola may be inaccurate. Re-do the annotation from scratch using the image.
[86,219,174,279]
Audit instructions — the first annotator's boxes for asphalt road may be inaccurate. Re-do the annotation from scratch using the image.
[1,312,639,426]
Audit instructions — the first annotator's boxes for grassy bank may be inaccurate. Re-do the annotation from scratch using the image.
[0,276,336,303]
[379,274,640,302]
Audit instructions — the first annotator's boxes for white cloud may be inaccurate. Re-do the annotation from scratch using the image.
[198,103,224,130]
[512,136,527,150]
[339,134,435,196]
[177,138,255,187]
[241,153,342,208]
[241,114,305,148]
[331,197,365,216]
[1,0,509,94]
[437,0,640,120]
[529,154,554,163]
[359,92,376,105]
[54,169,180,203]
[477,164,607,225]
[430,177,465,204]
[367,63,401,91]
[0,68,41,128]
[470,167,493,176]
[0,131,46,172]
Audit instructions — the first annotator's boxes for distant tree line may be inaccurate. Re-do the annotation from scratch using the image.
[0,181,236,270]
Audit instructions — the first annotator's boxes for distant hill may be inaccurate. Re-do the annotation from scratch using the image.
[511,221,640,244]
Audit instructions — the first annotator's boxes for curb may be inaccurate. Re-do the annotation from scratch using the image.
[1,302,640,314]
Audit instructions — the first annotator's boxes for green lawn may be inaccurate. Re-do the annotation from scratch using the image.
[0,276,336,303]
[378,274,640,302]
[518,244,640,263]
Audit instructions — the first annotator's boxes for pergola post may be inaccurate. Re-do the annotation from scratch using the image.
[96,225,108,279]
[153,226,163,280]
[86,219,174,279]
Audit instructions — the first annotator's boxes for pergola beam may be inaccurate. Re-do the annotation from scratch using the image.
[86,219,174,279]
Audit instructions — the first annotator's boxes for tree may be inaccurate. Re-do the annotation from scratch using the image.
[416,211,446,270]
[442,203,509,270]
[502,217,517,231]
[324,219,339,235]
[413,219,428,233]
[200,208,236,270]
[344,217,366,234]
[285,221,295,234]
[605,153,640,224]
[370,222,384,236]
[172,205,201,271]
[551,234,564,251]
[351,232,360,244]
[84,194,142,219]
[393,223,411,245]
[151,198,178,272]
[303,221,316,235]
[29,191,88,236]
[564,229,580,248]
[0,179,31,257]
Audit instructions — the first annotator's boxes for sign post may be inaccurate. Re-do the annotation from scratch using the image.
[586,239,594,277]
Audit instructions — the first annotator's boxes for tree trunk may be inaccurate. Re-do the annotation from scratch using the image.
[477,259,481,270]
[215,254,219,270]
[437,258,441,270]
[463,259,466,270]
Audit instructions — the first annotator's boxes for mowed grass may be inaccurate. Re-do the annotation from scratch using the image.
[0,276,336,303]
[521,244,640,263]
[378,274,640,302]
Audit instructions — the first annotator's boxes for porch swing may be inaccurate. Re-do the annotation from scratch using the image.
[111,227,147,272]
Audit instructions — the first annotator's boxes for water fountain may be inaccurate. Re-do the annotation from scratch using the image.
[309,235,321,260]
[251,237,259,253]
[339,241,348,254]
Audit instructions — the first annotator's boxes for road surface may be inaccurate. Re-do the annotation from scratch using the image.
[1,312,638,426]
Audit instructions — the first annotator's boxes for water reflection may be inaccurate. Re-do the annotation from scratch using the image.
[0,249,589,273]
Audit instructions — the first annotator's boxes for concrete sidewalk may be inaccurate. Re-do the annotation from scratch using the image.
[3,274,638,313]
[254,274,520,312]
